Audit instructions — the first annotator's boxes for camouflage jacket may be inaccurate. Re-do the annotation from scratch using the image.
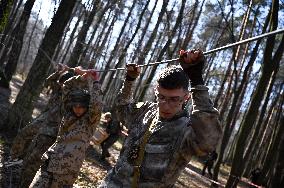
[39,70,65,134]
[10,71,64,159]
[43,76,103,174]
[45,70,63,110]
[101,79,222,188]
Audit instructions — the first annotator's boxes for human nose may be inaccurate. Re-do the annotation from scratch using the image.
[159,99,172,108]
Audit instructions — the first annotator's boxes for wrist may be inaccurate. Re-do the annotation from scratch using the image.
[190,77,204,87]
[184,69,204,87]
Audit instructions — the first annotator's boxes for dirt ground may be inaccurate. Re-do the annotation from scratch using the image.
[0,75,255,188]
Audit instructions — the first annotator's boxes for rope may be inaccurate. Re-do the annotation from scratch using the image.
[95,28,284,72]
[1,28,284,72]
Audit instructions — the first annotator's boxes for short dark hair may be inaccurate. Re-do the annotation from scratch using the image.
[157,65,189,90]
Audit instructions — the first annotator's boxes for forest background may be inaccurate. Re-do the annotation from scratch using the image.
[0,0,283,187]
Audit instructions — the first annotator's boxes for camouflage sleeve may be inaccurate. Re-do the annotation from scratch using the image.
[87,77,103,127]
[114,79,150,129]
[181,85,222,158]
[44,71,61,89]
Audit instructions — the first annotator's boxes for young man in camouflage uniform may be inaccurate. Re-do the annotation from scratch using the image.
[99,49,222,187]
[30,70,103,188]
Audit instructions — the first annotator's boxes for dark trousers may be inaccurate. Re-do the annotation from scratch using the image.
[202,162,213,177]
[101,134,119,158]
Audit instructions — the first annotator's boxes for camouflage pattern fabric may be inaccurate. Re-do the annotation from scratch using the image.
[99,78,222,188]
[30,76,103,188]
[10,113,47,159]
[10,71,63,160]
[20,133,57,188]
[44,70,64,111]
[29,160,78,188]
[10,70,67,187]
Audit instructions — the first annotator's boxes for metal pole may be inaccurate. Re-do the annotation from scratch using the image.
[95,28,284,72]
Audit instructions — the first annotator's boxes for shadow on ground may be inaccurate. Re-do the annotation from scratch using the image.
[86,146,112,171]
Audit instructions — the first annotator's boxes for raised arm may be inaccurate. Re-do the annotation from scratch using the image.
[114,64,149,129]
[86,71,103,125]
[45,64,69,89]
[179,49,222,156]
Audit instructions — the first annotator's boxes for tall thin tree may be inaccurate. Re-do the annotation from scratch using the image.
[6,0,78,132]
[225,1,283,187]
[3,0,36,82]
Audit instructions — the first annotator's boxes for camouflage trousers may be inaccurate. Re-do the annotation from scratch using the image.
[20,134,56,188]
[10,114,46,159]
[29,160,78,188]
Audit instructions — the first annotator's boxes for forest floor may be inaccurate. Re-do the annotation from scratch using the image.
[0,75,256,188]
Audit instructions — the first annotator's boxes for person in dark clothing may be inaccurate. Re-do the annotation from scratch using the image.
[202,150,218,178]
[100,112,121,159]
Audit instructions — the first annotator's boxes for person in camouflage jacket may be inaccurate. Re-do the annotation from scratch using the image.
[18,69,77,188]
[29,70,103,188]
[10,65,91,187]
[99,49,222,188]
[10,64,71,161]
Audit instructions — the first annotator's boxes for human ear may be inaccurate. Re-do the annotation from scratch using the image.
[184,92,191,102]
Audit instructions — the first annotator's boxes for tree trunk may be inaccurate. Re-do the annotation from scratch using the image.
[4,0,36,82]
[138,0,186,101]
[5,0,77,132]
[181,0,204,50]
[248,93,279,173]
[135,0,169,67]
[103,0,151,95]
[79,0,115,66]
[243,89,279,176]
[242,74,280,165]
[130,0,159,63]
[0,0,23,53]
[270,119,284,188]
[99,0,138,82]
[214,0,252,108]
[257,93,283,185]
[89,10,116,68]
[60,9,85,65]
[132,0,170,98]
[213,6,270,181]
[67,0,100,67]
[21,3,42,76]
[0,0,13,32]
[134,30,163,99]
[225,1,281,187]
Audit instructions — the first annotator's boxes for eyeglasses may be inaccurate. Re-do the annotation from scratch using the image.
[156,93,186,106]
